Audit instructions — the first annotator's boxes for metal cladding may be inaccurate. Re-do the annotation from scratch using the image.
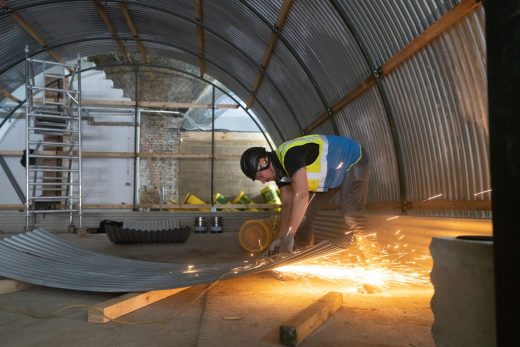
[0,1,489,218]
[0,228,342,292]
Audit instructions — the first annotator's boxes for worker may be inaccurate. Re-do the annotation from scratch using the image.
[240,134,369,254]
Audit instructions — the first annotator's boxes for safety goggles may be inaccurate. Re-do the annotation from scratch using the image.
[254,157,271,179]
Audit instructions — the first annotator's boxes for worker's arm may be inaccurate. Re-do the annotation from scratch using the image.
[278,167,310,253]
[278,184,293,242]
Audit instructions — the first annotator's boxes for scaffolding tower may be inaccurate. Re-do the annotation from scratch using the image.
[25,49,82,230]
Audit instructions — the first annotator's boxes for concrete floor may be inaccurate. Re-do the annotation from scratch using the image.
[0,231,435,347]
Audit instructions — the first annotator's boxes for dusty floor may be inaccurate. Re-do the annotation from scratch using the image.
[0,231,434,347]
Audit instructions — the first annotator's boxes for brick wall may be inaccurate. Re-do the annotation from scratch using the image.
[178,132,271,204]
[139,113,182,204]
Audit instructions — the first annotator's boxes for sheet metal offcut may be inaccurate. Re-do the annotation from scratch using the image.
[0,228,341,292]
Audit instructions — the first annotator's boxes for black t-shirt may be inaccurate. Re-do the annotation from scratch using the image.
[274,143,319,188]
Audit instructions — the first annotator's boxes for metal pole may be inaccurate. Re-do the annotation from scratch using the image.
[210,85,215,211]
[24,45,30,230]
[77,54,83,228]
[133,67,140,210]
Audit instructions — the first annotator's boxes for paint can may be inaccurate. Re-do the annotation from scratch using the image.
[261,185,281,211]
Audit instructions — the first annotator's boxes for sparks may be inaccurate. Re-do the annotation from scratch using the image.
[273,232,432,291]
[183,265,196,274]
[425,193,443,201]
[474,189,492,196]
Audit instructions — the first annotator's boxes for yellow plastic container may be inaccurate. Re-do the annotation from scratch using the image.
[213,193,235,211]
[261,185,281,211]
[214,193,228,204]
[239,216,280,253]
[183,193,210,211]
[231,191,259,211]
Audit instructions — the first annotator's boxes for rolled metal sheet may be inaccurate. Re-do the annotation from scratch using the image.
[0,228,340,292]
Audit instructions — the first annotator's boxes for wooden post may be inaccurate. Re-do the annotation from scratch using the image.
[279,291,343,346]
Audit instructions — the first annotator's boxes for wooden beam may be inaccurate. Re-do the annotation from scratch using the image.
[120,1,149,64]
[328,200,492,211]
[88,287,189,323]
[0,0,63,63]
[0,204,25,210]
[93,0,130,61]
[411,199,491,211]
[280,291,343,346]
[195,0,206,79]
[0,201,489,211]
[247,0,294,109]
[0,279,32,294]
[0,87,22,104]
[382,0,482,76]
[0,150,242,159]
[31,97,237,109]
[0,203,280,210]
[304,0,482,133]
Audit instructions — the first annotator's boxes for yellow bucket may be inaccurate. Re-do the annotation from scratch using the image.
[183,193,210,211]
[231,191,259,211]
[213,193,235,211]
[239,216,280,253]
[261,185,281,211]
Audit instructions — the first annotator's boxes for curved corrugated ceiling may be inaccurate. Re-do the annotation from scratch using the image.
[0,0,488,216]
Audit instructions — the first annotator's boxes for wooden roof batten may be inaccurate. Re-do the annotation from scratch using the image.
[246,0,294,109]
[305,0,483,133]
[0,0,64,64]
[0,0,69,102]
[120,1,149,64]
[93,0,131,62]
[195,0,206,79]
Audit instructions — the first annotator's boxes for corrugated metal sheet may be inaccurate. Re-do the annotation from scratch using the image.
[204,0,270,66]
[243,0,283,25]
[265,45,324,137]
[381,12,488,210]
[333,88,400,203]
[204,31,257,88]
[336,0,458,67]
[16,2,109,48]
[0,1,490,218]
[0,228,341,292]
[282,0,371,105]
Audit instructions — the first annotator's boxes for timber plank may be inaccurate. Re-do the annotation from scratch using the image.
[280,291,343,346]
[0,279,32,294]
[88,287,189,323]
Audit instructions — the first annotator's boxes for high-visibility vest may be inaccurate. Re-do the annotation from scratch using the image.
[275,135,362,192]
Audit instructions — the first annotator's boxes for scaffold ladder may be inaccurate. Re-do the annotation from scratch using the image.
[25,48,82,230]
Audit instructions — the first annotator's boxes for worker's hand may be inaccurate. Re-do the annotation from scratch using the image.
[279,234,295,255]
[267,238,281,256]
[269,238,281,251]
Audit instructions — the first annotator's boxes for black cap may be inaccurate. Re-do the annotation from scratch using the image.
[240,147,267,181]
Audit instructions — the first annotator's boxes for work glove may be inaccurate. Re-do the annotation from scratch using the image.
[267,238,281,256]
[279,234,295,255]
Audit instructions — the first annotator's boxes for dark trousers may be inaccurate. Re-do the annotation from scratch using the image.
[294,148,370,248]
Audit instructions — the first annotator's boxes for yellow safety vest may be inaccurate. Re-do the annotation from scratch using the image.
[275,135,329,192]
